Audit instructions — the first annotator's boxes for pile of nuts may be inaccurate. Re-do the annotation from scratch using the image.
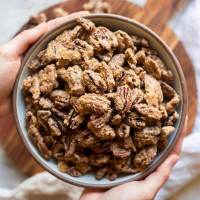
[23,18,180,180]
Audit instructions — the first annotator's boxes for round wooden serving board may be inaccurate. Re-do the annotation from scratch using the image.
[0,0,197,176]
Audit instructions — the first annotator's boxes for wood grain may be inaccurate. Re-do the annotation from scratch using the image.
[0,0,197,176]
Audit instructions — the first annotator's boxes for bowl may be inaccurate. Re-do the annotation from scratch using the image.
[13,13,187,188]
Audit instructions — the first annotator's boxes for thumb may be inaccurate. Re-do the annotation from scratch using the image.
[142,154,179,197]
[1,22,47,57]
[1,11,90,57]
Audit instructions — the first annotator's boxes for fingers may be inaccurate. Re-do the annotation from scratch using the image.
[1,11,89,57]
[142,154,179,198]
[80,189,105,200]
[1,22,46,57]
[46,11,89,32]
[173,115,188,155]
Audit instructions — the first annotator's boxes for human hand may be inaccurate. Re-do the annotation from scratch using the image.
[0,11,88,135]
[80,117,188,200]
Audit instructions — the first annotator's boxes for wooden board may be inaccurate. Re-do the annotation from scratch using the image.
[0,0,197,176]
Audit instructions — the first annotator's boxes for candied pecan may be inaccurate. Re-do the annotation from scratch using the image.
[95,167,109,180]
[135,103,162,120]
[134,145,157,169]
[76,163,92,174]
[144,74,163,105]
[114,158,139,174]
[66,167,82,177]
[83,0,111,13]
[114,85,135,113]
[122,136,137,152]
[73,39,94,61]
[161,126,175,136]
[23,75,40,101]
[64,109,82,129]
[37,109,51,120]
[81,58,101,71]
[87,109,112,129]
[76,129,99,148]
[82,70,107,93]
[110,114,122,126]
[52,7,68,18]
[149,54,173,84]
[58,161,69,173]
[26,111,51,159]
[52,142,65,160]
[69,96,79,108]
[65,152,89,164]
[144,92,160,108]
[90,154,110,166]
[161,69,174,83]
[37,110,62,136]
[134,127,161,148]
[43,40,81,64]
[51,107,68,120]
[125,48,137,69]
[98,61,115,92]
[131,35,149,48]
[116,123,130,138]
[115,30,133,51]
[126,112,146,129]
[89,124,116,140]
[70,114,85,129]
[50,90,70,109]
[111,142,131,158]
[159,103,168,119]
[141,47,158,56]
[57,66,85,96]
[39,64,58,94]
[28,58,41,71]
[64,136,77,157]
[149,55,173,83]
[119,69,140,88]
[132,88,144,105]
[47,118,62,136]
[76,94,111,114]
[63,109,76,126]
[165,111,179,126]
[77,17,95,32]
[158,126,175,149]
[144,58,161,79]
[108,53,125,80]
[89,26,118,51]
[96,49,114,63]
[106,168,118,180]
[91,141,111,154]
[55,26,82,45]
[135,50,146,65]
[161,82,180,113]
[39,97,54,109]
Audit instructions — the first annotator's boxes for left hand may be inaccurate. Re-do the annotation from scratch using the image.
[0,11,89,136]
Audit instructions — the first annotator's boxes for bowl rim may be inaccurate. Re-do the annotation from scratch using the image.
[13,13,188,188]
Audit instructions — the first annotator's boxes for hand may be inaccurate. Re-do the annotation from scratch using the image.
[80,117,188,200]
[0,11,88,135]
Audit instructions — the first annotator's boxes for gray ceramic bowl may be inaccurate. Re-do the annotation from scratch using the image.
[13,14,187,188]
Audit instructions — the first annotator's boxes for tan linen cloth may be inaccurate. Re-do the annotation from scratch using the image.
[6,172,83,200]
